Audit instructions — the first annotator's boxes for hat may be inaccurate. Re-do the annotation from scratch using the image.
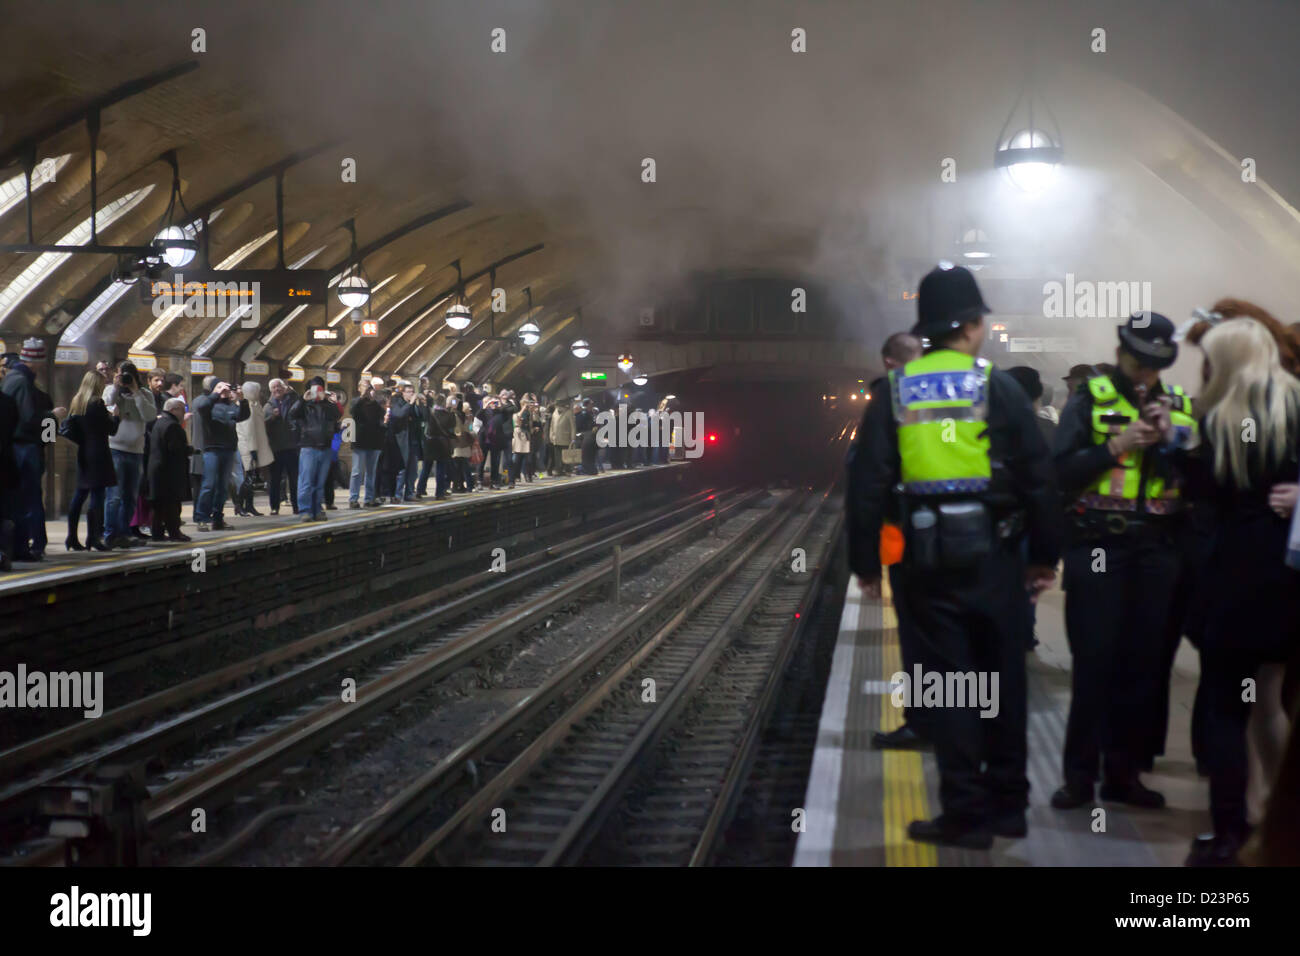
[912,263,991,338]
[1063,363,1095,383]
[1005,366,1043,401]
[19,337,45,363]
[1117,312,1178,369]
[307,375,326,388]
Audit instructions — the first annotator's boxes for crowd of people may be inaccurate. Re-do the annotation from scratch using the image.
[848,264,1300,866]
[0,360,672,566]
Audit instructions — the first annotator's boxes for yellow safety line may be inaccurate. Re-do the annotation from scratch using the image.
[879,574,936,867]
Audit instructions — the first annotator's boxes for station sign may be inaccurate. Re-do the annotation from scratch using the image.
[244,360,269,376]
[580,371,608,381]
[307,326,343,345]
[1008,337,1078,353]
[359,319,379,337]
[127,351,157,371]
[287,366,305,382]
[141,269,330,307]
[190,358,214,374]
[325,370,341,384]
[54,346,89,366]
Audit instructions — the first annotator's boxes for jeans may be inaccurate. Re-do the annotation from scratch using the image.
[8,443,46,556]
[349,448,380,504]
[68,486,106,543]
[297,447,330,517]
[416,455,434,496]
[434,459,449,497]
[105,450,143,540]
[197,448,235,524]
[510,451,529,484]
[488,448,505,487]
[395,448,419,499]
[269,449,299,513]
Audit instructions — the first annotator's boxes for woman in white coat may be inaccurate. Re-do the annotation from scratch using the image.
[509,400,533,489]
[234,381,274,516]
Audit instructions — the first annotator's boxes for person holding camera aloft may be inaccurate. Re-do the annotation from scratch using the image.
[289,376,341,521]
[101,360,159,549]
[192,378,250,533]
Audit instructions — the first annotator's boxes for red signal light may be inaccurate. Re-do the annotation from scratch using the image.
[707,433,718,443]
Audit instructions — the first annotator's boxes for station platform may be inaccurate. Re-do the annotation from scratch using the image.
[1,465,676,596]
[795,576,1208,866]
[0,464,691,694]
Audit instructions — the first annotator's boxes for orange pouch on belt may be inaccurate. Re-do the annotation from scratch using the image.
[880,522,905,567]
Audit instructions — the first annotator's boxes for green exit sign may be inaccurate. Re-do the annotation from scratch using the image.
[580,371,608,381]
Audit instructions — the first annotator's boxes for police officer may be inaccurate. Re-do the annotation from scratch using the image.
[849,263,1061,848]
[1050,312,1196,811]
[849,331,930,749]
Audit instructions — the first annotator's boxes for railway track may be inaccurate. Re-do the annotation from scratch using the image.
[2,486,756,865]
[321,485,839,867]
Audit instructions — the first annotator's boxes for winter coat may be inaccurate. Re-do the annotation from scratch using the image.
[62,398,120,490]
[347,396,386,451]
[512,410,532,454]
[264,389,301,452]
[549,407,574,447]
[103,382,157,455]
[188,388,209,477]
[452,412,473,458]
[288,393,341,449]
[424,406,457,462]
[147,410,192,502]
[1,365,54,445]
[387,395,420,459]
[0,389,18,491]
[194,393,250,450]
[236,385,274,470]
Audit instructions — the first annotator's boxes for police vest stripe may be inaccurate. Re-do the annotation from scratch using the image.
[890,350,993,495]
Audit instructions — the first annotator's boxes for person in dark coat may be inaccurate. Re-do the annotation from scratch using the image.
[1182,318,1300,866]
[147,398,193,542]
[0,340,65,560]
[347,380,386,508]
[188,375,216,519]
[0,370,21,570]
[192,380,249,531]
[62,370,120,551]
[421,393,457,499]
[387,383,420,501]
[288,377,341,521]
[264,378,301,514]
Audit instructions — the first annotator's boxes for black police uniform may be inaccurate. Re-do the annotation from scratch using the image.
[1050,313,1191,809]
[848,264,1062,846]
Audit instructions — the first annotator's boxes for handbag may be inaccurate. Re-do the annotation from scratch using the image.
[469,442,484,466]
[562,448,583,465]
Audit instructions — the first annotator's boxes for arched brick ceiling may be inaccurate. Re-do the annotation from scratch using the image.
[2,0,1299,385]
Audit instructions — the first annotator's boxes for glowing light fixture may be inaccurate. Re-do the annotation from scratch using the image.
[518,322,540,346]
[149,152,200,268]
[571,338,590,359]
[617,353,634,372]
[445,259,471,329]
[632,373,648,386]
[336,219,372,309]
[994,82,1064,195]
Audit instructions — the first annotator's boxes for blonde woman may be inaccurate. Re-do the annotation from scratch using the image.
[61,370,119,551]
[1185,318,1300,866]
[508,398,533,489]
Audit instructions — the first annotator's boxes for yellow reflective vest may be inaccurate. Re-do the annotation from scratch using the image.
[889,349,993,494]
[1077,374,1196,512]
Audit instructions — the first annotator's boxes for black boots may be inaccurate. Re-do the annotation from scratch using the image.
[908,815,994,850]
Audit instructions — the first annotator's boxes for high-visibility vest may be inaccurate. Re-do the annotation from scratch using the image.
[889,349,993,494]
[1077,375,1197,512]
